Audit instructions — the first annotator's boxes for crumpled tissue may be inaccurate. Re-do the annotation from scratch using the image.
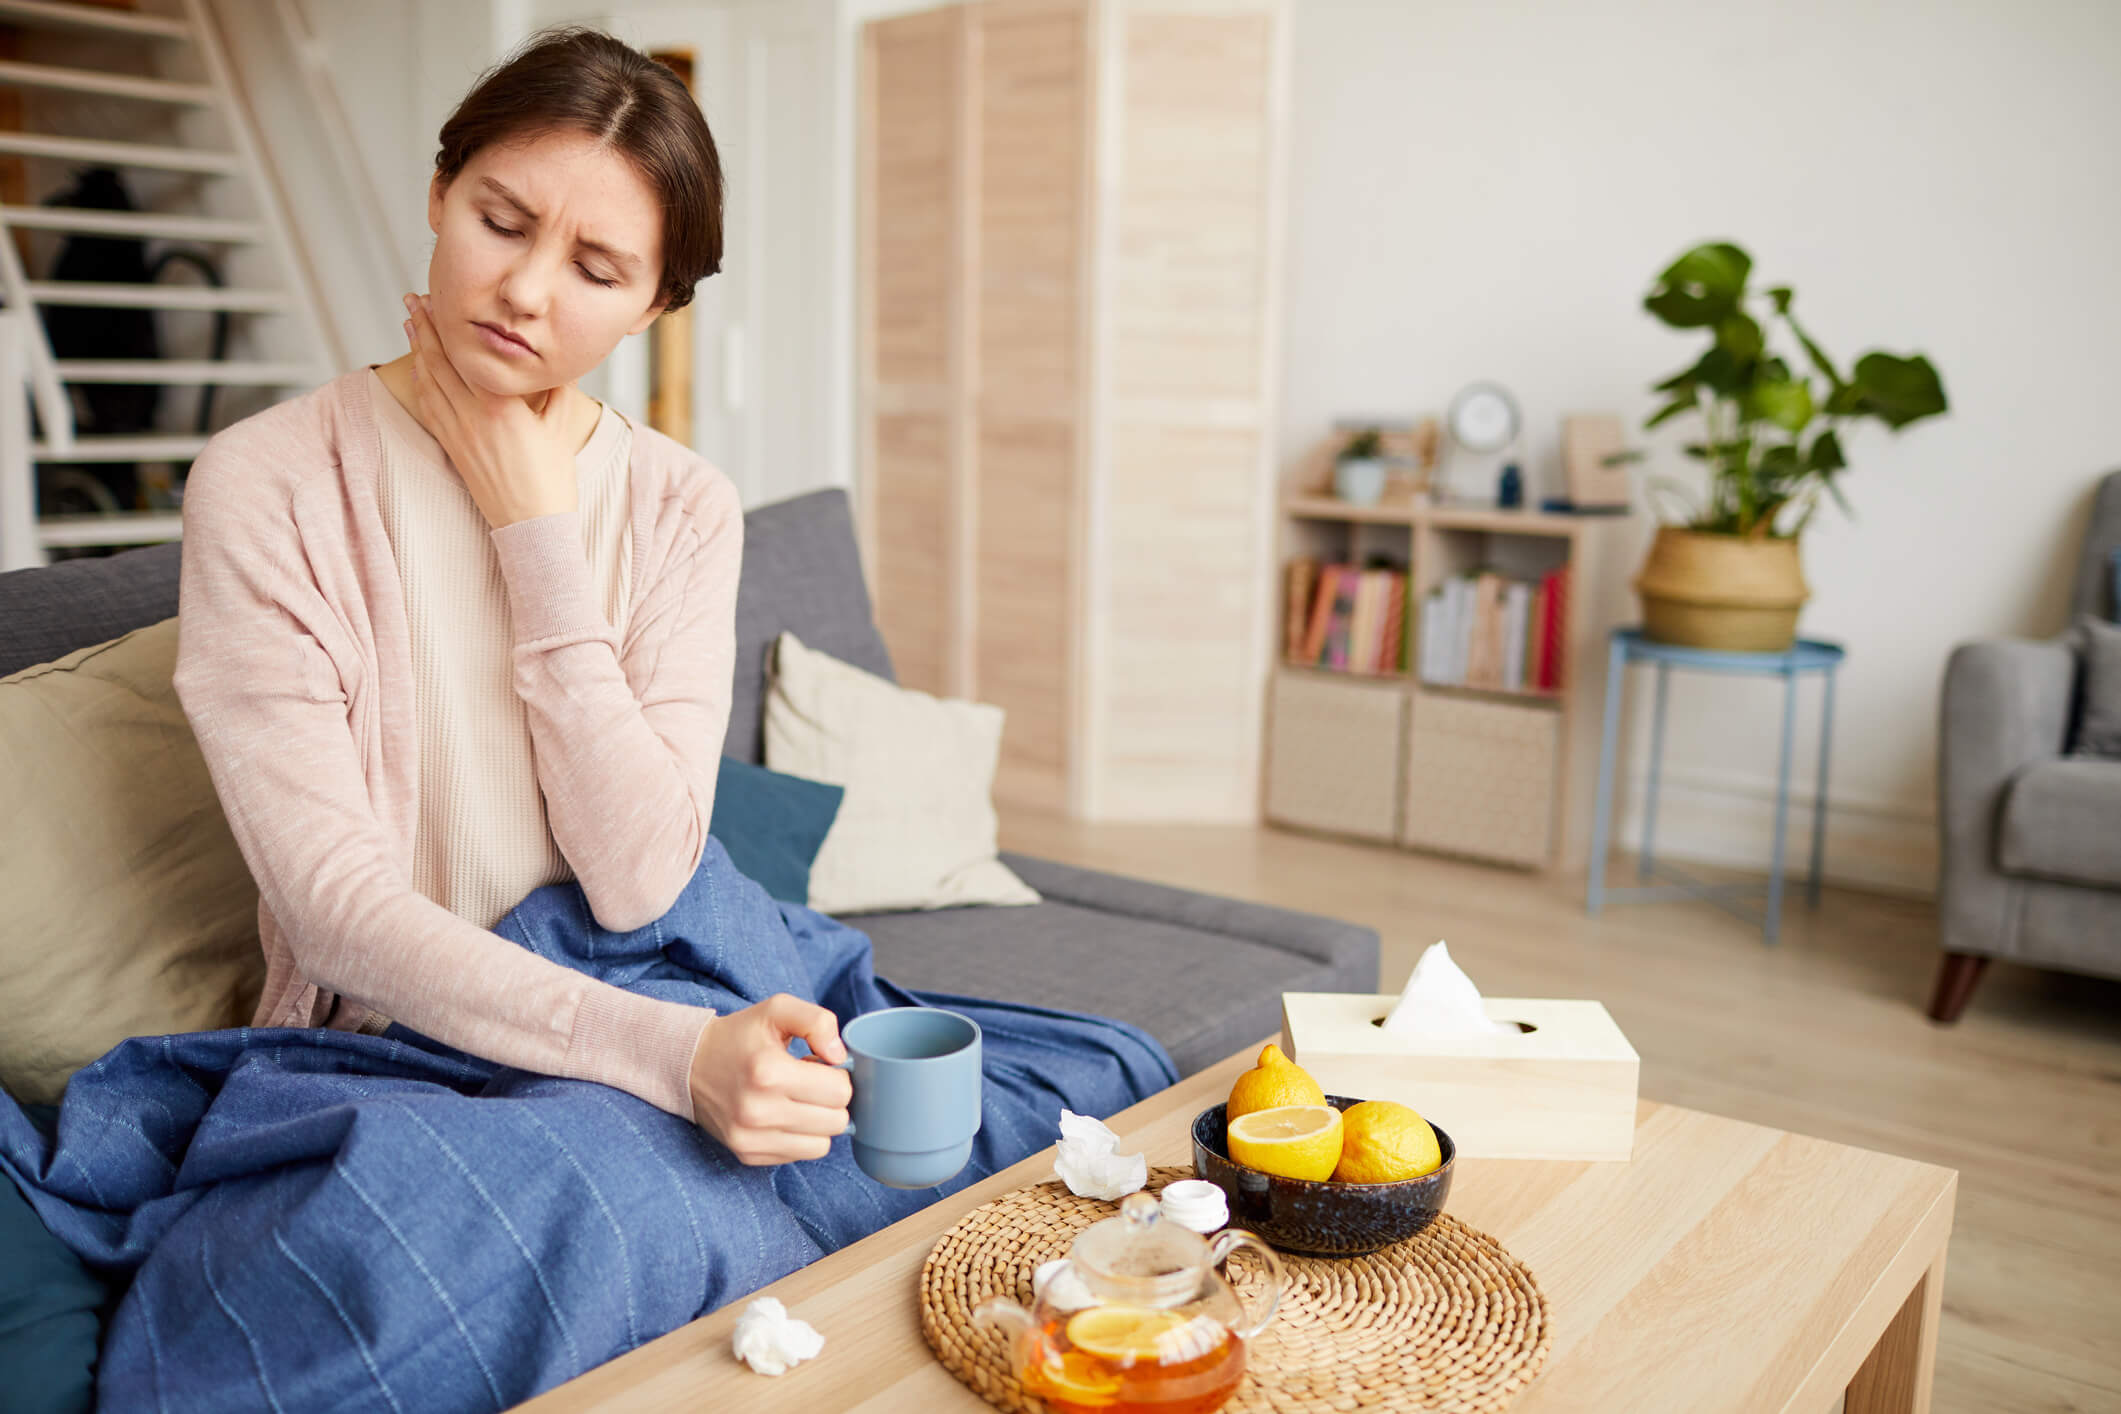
[732,1296,825,1376]
[1381,940,1514,1038]
[1053,1108,1147,1200]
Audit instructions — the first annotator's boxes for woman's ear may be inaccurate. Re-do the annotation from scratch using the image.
[625,298,669,337]
[427,174,448,236]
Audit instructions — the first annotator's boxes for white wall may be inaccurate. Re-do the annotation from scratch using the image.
[1279,0,2121,893]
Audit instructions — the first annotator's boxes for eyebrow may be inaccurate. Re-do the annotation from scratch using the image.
[477,177,644,271]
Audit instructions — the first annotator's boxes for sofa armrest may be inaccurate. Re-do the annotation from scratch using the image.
[998,851,1381,993]
[1937,636,2078,956]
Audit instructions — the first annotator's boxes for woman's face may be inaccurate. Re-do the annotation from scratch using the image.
[424,127,667,397]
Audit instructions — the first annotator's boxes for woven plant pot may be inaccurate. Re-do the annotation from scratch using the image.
[1633,526,1808,652]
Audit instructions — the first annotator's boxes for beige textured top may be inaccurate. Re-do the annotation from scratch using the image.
[366,368,633,932]
[173,369,741,1123]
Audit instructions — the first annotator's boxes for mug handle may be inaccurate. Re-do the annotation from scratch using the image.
[832,1055,855,1138]
[1206,1228,1285,1339]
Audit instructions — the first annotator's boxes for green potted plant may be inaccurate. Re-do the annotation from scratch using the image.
[1633,241,1948,650]
[1333,426,1389,506]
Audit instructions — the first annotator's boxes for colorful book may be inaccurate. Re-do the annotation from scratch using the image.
[1444,577,1472,685]
[1347,572,1382,675]
[1301,564,1342,664]
[1379,572,1406,675]
[1419,589,1442,683]
[1538,566,1569,691]
[1526,582,1549,691]
[1284,557,1317,662]
[1323,568,1359,670]
[1501,582,1531,692]
[1467,572,1504,689]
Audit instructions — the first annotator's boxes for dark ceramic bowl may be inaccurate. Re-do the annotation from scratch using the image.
[1190,1097,1454,1258]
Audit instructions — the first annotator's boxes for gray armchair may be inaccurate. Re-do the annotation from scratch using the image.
[1933,469,2121,1020]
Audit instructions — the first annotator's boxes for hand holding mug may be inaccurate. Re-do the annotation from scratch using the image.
[401,291,580,530]
[687,994,852,1166]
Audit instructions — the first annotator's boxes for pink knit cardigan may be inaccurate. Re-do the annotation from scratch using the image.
[172,369,739,1122]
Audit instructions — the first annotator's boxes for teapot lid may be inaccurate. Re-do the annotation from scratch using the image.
[1070,1192,1209,1299]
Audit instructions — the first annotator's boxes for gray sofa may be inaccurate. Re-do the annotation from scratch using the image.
[1932,469,2121,1021]
[0,486,1378,1078]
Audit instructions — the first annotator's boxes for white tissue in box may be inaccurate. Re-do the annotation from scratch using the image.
[1281,993,1639,1162]
[1381,940,1515,1038]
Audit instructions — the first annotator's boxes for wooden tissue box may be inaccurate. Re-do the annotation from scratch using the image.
[1280,993,1639,1162]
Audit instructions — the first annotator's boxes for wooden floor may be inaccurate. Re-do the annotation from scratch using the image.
[997,810,2121,1414]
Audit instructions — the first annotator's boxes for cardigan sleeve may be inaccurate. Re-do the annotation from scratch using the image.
[171,441,711,1122]
[487,462,740,933]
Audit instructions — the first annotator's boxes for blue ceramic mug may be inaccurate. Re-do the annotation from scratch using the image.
[833,1007,983,1188]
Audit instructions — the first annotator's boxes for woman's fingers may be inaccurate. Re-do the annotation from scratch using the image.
[785,1053,854,1110]
[742,1048,847,1132]
[402,293,471,413]
[768,1094,851,1140]
[726,1130,833,1166]
[761,992,846,1065]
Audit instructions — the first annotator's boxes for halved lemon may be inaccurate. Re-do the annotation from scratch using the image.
[1225,1103,1343,1182]
[1065,1306,1191,1366]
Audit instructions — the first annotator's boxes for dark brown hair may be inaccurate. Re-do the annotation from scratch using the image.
[434,26,721,313]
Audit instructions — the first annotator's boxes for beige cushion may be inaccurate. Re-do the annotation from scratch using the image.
[0,617,264,1104]
[763,631,1038,915]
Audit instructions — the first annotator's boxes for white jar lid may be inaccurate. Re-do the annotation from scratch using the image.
[1157,1179,1229,1234]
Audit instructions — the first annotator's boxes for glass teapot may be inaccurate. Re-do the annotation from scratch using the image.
[974,1191,1285,1414]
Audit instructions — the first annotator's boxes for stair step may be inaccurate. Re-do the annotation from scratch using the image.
[26,281,292,313]
[34,433,209,462]
[0,131,239,174]
[3,206,263,243]
[0,58,215,105]
[0,1,193,41]
[56,359,322,385]
[37,510,185,549]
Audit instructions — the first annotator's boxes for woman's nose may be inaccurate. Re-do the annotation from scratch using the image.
[497,249,559,318]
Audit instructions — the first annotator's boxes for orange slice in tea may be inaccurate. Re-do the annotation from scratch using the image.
[1066,1306,1193,1366]
[1033,1349,1123,1406]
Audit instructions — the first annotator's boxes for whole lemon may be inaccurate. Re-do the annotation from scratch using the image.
[1226,1043,1326,1121]
[1226,1104,1343,1182]
[1331,1100,1442,1184]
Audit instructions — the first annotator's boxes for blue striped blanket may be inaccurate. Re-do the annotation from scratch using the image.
[0,840,1176,1411]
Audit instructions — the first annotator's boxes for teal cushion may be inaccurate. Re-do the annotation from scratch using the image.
[1,1108,114,1414]
[707,756,843,905]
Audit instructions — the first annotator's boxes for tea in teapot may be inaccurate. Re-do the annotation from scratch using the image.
[975,1191,1284,1414]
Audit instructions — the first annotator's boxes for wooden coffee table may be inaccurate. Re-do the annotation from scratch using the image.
[521,1040,1957,1413]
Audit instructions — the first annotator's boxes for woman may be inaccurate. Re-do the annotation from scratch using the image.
[5,29,1174,1409]
[174,27,850,1165]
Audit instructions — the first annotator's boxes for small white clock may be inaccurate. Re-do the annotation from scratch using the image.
[1440,381,1523,503]
[1448,381,1521,453]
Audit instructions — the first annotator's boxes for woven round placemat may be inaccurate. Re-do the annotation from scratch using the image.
[920,1167,1550,1414]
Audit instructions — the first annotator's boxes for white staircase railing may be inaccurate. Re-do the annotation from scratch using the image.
[0,311,34,572]
[0,0,340,568]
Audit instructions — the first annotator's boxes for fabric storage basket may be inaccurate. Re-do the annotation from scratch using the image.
[1398,691,1557,867]
[1264,671,1406,842]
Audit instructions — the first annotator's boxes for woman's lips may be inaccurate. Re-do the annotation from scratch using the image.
[473,321,535,358]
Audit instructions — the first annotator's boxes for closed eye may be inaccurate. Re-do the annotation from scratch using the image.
[480,214,620,288]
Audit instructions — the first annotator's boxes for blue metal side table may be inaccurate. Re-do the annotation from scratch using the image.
[1586,627,1846,943]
